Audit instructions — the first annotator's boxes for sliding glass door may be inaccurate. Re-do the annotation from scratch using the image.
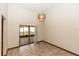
[19,25,37,46]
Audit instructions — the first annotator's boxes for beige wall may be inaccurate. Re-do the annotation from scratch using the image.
[44,4,79,54]
[8,4,43,48]
[0,4,8,55]
[1,3,79,55]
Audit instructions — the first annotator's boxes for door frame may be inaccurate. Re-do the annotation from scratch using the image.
[0,15,4,56]
[19,25,37,47]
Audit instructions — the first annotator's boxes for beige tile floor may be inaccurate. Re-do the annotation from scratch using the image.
[7,42,75,56]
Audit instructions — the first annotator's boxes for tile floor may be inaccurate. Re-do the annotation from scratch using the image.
[7,42,75,56]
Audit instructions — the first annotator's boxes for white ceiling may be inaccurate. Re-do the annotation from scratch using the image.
[14,3,53,13]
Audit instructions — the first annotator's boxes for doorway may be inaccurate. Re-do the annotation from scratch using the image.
[19,25,37,46]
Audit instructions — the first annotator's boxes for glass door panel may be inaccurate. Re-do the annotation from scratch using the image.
[20,26,29,46]
[24,27,29,36]
[20,27,24,37]
[30,27,35,35]
[30,27,35,44]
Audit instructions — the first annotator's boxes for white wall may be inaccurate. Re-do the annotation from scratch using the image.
[0,4,8,55]
[8,4,43,48]
[44,4,79,55]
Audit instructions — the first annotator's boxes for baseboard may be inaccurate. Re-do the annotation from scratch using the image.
[4,49,8,56]
[4,46,19,56]
[37,40,44,43]
[42,40,79,56]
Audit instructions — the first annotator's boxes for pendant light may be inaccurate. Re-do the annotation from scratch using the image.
[38,4,46,22]
[38,13,46,22]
